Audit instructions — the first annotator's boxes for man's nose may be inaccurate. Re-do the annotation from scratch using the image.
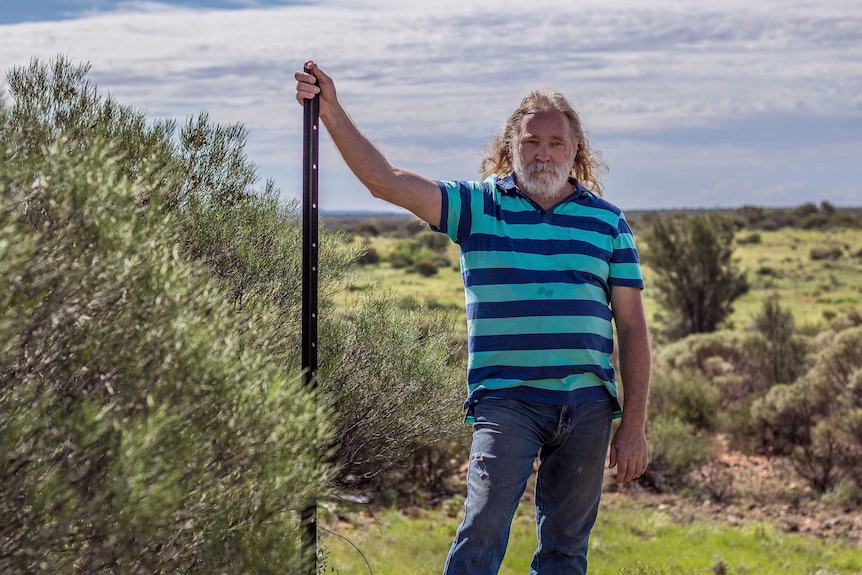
[535,145,551,161]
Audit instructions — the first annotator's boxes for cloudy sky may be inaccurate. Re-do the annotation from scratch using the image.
[1,0,860,212]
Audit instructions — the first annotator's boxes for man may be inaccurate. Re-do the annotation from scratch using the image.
[295,62,650,575]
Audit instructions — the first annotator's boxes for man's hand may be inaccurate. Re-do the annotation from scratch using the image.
[294,61,338,119]
[608,421,648,484]
[291,60,442,227]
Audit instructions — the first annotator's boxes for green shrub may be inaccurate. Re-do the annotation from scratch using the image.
[751,326,862,490]
[836,405,862,488]
[791,418,842,493]
[809,246,843,260]
[415,229,451,252]
[649,370,721,431]
[641,214,749,340]
[641,415,711,492]
[354,240,380,265]
[1,55,467,572]
[752,293,809,385]
[721,396,762,452]
[389,239,417,268]
[389,239,442,271]
[363,434,471,506]
[320,294,463,490]
[655,330,772,398]
[412,257,440,276]
[352,220,380,237]
[737,232,762,245]
[799,212,831,229]
[0,126,329,575]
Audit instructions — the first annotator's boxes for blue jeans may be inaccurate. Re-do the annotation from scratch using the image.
[442,398,613,575]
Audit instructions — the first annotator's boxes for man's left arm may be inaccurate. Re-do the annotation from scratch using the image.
[608,285,651,484]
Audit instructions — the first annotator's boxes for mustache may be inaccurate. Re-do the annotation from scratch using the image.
[524,161,565,176]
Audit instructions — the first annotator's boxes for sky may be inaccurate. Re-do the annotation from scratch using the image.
[1,0,860,213]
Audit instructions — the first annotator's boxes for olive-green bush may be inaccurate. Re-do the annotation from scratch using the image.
[648,370,721,432]
[752,326,862,492]
[642,415,711,492]
[0,106,329,574]
[1,55,465,573]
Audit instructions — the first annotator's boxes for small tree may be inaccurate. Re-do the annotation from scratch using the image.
[752,293,808,385]
[642,214,749,340]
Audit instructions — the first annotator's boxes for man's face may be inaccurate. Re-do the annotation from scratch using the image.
[512,110,577,201]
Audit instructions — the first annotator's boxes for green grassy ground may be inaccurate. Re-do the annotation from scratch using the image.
[728,228,862,328]
[322,494,862,575]
[338,237,464,314]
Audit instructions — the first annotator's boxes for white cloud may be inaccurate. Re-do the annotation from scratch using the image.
[1,0,860,211]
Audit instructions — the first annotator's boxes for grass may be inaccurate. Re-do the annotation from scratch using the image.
[321,494,862,575]
[728,228,862,328]
[337,237,465,318]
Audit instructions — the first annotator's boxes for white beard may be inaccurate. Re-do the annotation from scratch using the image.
[513,155,572,201]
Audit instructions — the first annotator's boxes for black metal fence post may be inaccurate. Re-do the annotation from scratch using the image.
[301,64,320,575]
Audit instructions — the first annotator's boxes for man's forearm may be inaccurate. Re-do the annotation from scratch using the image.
[617,325,651,427]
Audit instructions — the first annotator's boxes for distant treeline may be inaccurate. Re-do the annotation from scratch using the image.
[324,202,862,237]
[627,202,862,233]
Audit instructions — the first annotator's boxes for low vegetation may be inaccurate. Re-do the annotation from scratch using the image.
[1,57,463,573]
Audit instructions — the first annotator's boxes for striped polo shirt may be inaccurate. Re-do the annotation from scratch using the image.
[433,174,644,420]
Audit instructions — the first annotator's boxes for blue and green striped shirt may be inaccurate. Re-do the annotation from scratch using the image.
[432,174,644,419]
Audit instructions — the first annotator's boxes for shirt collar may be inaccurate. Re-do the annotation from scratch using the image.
[495,173,590,200]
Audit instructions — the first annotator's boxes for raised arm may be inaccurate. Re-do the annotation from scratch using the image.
[295,62,442,228]
[607,285,651,484]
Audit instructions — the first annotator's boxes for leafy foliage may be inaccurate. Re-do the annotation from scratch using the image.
[0,108,328,573]
[752,326,862,492]
[320,293,464,490]
[1,55,465,572]
[641,415,711,492]
[651,325,809,454]
[648,369,721,432]
[642,214,749,340]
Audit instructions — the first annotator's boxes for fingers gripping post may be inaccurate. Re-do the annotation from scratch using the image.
[301,62,320,575]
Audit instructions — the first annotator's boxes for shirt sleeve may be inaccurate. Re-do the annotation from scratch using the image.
[431,180,486,244]
[608,212,645,289]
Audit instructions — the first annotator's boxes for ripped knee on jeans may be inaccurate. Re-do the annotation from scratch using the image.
[472,452,490,480]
